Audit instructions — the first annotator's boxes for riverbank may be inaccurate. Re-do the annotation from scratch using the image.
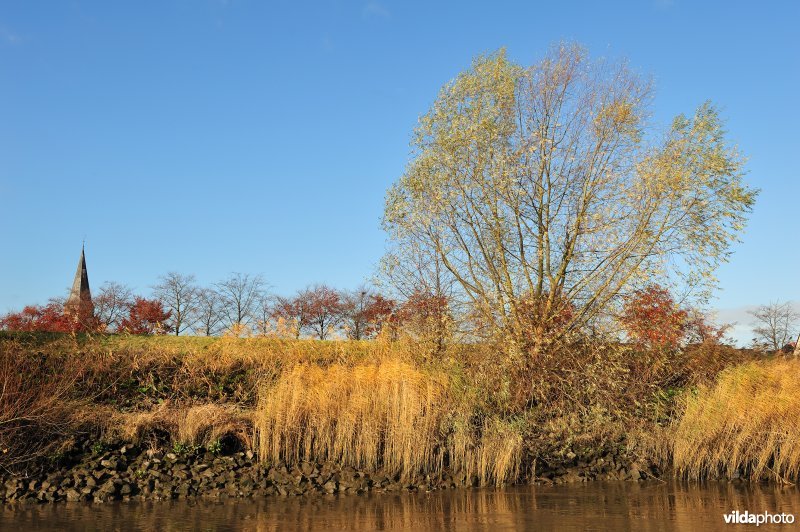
[0,436,659,504]
[2,332,790,506]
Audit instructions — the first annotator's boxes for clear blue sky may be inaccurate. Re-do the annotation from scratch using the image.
[1,1,798,340]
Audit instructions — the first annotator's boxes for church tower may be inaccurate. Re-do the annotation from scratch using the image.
[65,244,94,321]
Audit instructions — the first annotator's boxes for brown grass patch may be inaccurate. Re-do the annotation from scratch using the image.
[84,402,254,450]
[177,404,252,449]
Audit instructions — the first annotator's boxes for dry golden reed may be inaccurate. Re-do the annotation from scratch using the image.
[254,359,448,478]
[671,358,800,482]
[452,417,523,485]
[254,358,523,485]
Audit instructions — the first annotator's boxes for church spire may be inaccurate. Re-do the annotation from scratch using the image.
[65,243,94,319]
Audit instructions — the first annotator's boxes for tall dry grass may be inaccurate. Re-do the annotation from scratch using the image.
[671,357,800,482]
[253,358,523,485]
[0,339,89,469]
[451,416,524,485]
[254,359,449,477]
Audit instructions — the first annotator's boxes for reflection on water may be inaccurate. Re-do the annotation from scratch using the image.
[2,481,799,531]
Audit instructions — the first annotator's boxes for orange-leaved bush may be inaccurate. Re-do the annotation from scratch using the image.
[0,300,100,333]
[621,285,687,350]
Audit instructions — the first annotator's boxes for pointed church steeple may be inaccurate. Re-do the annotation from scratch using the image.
[65,244,94,319]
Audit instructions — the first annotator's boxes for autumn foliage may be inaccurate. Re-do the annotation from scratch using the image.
[269,285,344,340]
[621,285,688,350]
[389,290,452,353]
[0,301,99,333]
[269,286,397,340]
[302,285,343,340]
[0,303,70,332]
[268,296,308,339]
[0,296,174,336]
[339,291,396,340]
[119,297,172,335]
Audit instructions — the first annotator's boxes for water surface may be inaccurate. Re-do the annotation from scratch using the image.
[2,481,799,531]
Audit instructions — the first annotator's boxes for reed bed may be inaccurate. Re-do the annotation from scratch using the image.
[671,358,800,482]
[254,359,450,478]
[253,358,523,485]
[452,417,524,485]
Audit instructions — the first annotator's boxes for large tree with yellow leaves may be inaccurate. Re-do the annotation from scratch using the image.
[383,43,757,347]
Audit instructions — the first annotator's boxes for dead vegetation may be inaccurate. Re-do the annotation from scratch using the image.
[84,402,254,451]
[670,357,800,483]
[0,331,776,483]
[0,339,89,470]
[253,358,523,485]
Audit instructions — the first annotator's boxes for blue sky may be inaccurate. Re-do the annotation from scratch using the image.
[1,1,798,342]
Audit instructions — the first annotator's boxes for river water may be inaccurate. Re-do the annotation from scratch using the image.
[2,481,799,531]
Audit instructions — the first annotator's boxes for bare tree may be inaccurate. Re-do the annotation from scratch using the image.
[380,238,461,338]
[194,288,223,336]
[152,272,199,336]
[383,44,757,348]
[253,293,273,336]
[93,281,134,332]
[215,273,265,330]
[380,238,457,303]
[749,301,800,351]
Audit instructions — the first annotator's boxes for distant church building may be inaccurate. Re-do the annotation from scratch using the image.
[64,245,94,322]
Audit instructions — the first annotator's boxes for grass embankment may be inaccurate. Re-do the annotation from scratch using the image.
[670,357,800,483]
[2,331,782,486]
[2,332,524,485]
[0,333,386,468]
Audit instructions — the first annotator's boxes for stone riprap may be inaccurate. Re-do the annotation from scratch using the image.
[0,440,660,504]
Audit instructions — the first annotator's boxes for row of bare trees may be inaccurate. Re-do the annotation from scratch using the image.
[92,272,447,341]
[93,273,267,336]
